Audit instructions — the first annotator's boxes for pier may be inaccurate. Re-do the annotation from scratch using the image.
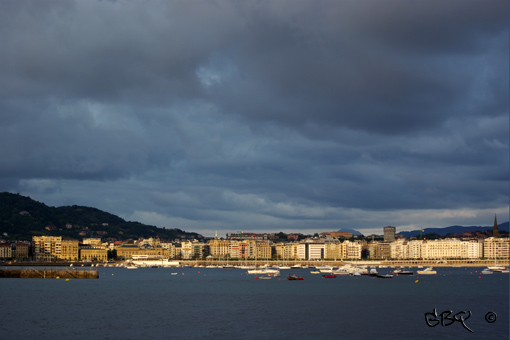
[0,268,99,279]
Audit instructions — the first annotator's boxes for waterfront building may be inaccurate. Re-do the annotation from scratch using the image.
[324,239,342,259]
[8,242,30,260]
[407,240,422,259]
[138,238,161,247]
[180,240,193,259]
[274,242,285,260]
[114,243,169,260]
[0,243,12,259]
[80,247,108,262]
[31,236,79,261]
[191,241,209,259]
[289,242,300,259]
[244,240,258,259]
[238,241,249,259]
[228,240,240,258]
[342,240,362,259]
[172,243,181,259]
[115,244,142,260]
[390,239,408,260]
[208,238,230,258]
[366,241,391,259]
[366,242,377,259]
[256,241,273,259]
[297,241,325,260]
[275,242,299,260]
[483,237,509,259]
[465,240,483,259]
[32,236,62,260]
[421,239,466,260]
[61,238,79,261]
[83,238,102,246]
[158,241,173,250]
[383,226,396,242]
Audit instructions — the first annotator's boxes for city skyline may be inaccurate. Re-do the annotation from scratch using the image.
[0,1,508,237]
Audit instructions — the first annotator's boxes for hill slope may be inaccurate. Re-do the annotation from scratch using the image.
[0,192,203,241]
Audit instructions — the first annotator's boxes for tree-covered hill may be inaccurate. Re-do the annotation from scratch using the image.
[0,192,203,242]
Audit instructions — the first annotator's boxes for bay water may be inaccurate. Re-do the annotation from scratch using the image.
[0,266,507,339]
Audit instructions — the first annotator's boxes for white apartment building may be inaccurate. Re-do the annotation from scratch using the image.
[421,239,467,259]
[483,237,510,259]
[407,240,422,259]
[466,240,483,259]
[228,240,240,258]
[180,240,193,259]
[342,240,362,259]
[297,242,325,260]
[390,239,408,259]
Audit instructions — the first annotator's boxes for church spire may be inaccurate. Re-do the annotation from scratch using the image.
[493,214,499,238]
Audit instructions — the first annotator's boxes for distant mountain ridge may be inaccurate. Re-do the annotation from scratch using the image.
[337,228,362,236]
[338,222,508,237]
[0,192,203,241]
[397,222,509,238]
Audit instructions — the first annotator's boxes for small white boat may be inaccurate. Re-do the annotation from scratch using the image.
[247,268,280,275]
[417,267,437,275]
[318,266,335,273]
[332,267,350,275]
[239,265,255,269]
[488,266,506,272]
[125,265,138,269]
[481,268,493,275]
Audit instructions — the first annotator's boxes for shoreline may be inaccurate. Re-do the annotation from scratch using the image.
[1,259,508,268]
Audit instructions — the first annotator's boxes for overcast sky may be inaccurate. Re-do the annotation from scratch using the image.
[1,0,508,237]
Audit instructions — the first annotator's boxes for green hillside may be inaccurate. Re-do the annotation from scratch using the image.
[0,192,203,242]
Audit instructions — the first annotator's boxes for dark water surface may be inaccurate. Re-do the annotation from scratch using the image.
[0,266,507,339]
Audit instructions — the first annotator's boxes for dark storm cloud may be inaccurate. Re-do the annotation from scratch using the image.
[223,5,506,135]
[0,0,507,235]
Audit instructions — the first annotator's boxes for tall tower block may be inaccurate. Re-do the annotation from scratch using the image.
[383,226,396,242]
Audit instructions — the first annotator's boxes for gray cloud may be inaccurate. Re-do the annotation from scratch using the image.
[0,0,507,236]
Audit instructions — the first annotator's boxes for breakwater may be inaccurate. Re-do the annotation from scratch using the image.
[0,268,99,279]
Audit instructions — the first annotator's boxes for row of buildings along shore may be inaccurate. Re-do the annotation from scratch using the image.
[1,226,508,262]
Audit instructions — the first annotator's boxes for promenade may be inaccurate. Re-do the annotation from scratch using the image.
[2,259,508,268]
[178,259,509,267]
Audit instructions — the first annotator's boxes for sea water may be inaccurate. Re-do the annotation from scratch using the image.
[0,266,507,339]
